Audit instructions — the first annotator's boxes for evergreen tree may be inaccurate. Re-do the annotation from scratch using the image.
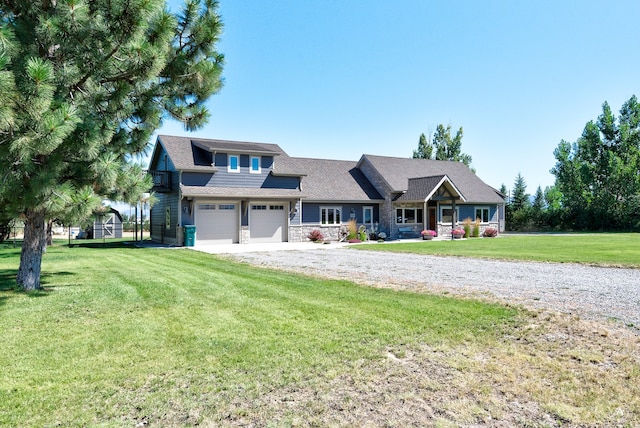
[511,173,530,212]
[0,0,224,290]
[498,184,509,202]
[507,173,531,230]
[531,186,545,227]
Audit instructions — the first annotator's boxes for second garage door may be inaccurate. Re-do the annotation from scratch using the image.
[250,204,287,243]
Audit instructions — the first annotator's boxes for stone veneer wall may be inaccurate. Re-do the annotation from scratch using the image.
[437,222,500,238]
[240,225,250,244]
[289,225,342,242]
[357,159,395,236]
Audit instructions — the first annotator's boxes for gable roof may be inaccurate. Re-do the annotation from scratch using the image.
[359,155,504,204]
[395,175,465,202]
[273,157,383,202]
[153,135,287,172]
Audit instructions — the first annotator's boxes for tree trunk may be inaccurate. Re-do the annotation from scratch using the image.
[46,220,53,246]
[17,210,47,291]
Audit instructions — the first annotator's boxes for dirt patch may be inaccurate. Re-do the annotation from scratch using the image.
[185,310,639,427]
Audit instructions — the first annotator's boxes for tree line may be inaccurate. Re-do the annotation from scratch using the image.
[503,96,640,231]
[417,95,640,232]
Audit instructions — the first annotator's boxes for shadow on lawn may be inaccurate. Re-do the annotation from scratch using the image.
[0,269,17,291]
[67,240,147,249]
[0,269,76,299]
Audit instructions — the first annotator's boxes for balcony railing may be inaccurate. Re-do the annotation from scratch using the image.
[148,170,171,192]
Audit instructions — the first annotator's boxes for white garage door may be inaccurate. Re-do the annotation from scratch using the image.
[195,202,238,244]
[250,204,287,243]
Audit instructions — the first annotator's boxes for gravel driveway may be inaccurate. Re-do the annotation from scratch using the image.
[224,247,640,330]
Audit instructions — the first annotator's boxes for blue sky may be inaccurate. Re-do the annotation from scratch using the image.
[158,0,640,193]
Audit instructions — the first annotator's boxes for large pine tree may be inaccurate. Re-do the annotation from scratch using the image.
[0,0,224,290]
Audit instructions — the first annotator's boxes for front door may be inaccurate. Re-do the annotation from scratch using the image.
[429,207,437,232]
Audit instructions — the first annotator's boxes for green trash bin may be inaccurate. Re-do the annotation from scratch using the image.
[184,225,196,247]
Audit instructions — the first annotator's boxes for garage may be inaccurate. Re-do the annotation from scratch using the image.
[195,202,238,244]
[249,203,287,243]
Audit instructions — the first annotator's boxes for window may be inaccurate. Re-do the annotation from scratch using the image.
[270,205,284,210]
[219,204,235,210]
[363,206,373,226]
[475,207,490,222]
[396,207,423,224]
[250,156,261,174]
[228,155,239,172]
[321,207,341,225]
[440,206,459,224]
[251,205,267,210]
[198,204,216,210]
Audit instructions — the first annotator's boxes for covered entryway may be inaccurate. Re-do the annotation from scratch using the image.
[249,203,287,243]
[195,202,239,244]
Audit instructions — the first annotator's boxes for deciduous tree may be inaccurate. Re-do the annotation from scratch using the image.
[412,132,433,159]
[412,124,474,169]
[551,96,640,230]
[0,0,224,290]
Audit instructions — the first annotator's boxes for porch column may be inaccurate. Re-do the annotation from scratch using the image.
[423,200,427,231]
[451,198,456,240]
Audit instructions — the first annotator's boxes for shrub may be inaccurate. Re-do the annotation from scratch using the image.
[452,228,466,237]
[346,219,358,240]
[462,217,472,238]
[358,225,368,241]
[472,218,481,238]
[483,227,498,237]
[307,229,324,242]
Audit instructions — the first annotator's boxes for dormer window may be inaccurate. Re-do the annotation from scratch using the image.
[228,154,239,173]
[250,156,261,174]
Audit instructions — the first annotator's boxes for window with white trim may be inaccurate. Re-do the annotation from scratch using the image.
[475,207,490,222]
[250,156,261,174]
[320,207,341,225]
[228,155,239,172]
[439,206,459,224]
[396,207,423,224]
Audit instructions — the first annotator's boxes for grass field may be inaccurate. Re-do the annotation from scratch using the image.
[357,233,640,267]
[1,240,639,426]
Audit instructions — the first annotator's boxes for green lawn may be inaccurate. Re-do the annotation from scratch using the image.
[1,240,638,426]
[0,243,517,426]
[358,233,640,267]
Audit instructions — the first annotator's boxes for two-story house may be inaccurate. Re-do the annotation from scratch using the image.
[148,135,505,245]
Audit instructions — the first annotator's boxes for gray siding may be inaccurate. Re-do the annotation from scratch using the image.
[302,203,379,224]
[150,171,180,243]
[209,154,276,187]
[182,158,299,190]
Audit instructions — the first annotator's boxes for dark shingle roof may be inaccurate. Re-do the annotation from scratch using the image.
[181,185,304,199]
[359,155,504,203]
[191,138,283,156]
[395,175,466,202]
[274,157,383,201]
[156,135,287,171]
